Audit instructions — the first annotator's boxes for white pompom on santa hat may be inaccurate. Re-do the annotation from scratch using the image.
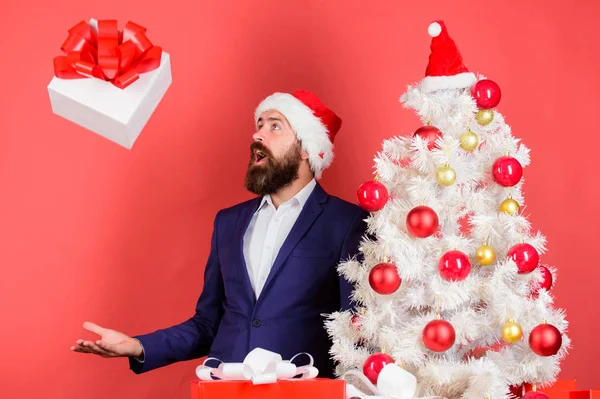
[420,20,477,92]
[254,90,342,179]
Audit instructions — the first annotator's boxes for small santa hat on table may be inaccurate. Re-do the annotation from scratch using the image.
[254,90,342,179]
[419,20,477,92]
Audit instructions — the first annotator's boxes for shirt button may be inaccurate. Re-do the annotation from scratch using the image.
[252,319,262,327]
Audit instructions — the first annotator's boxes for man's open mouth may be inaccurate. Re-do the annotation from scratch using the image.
[254,149,268,164]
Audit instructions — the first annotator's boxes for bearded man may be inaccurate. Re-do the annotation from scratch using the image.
[70,90,369,378]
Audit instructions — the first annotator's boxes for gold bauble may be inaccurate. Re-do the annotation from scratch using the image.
[436,165,456,186]
[460,130,479,151]
[502,320,523,343]
[475,244,496,266]
[476,109,494,126]
[499,198,520,215]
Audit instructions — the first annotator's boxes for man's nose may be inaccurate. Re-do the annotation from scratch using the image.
[252,129,265,142]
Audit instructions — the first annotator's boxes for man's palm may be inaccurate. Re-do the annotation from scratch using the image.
[71,321,142,358]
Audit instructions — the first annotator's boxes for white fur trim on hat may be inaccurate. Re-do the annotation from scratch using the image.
[420,71,478,92]
[254,93,333,179]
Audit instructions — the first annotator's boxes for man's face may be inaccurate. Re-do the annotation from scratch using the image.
[244,110,305,196]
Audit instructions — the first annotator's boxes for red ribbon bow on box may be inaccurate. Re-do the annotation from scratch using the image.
[53,20,163,89]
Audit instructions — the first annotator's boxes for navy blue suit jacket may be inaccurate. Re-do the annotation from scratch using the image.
[129,182,369,378]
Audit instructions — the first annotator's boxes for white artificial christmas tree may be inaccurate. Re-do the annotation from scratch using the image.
[326,21,570,399]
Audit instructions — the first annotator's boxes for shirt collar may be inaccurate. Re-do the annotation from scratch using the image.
[293,178,317,209]
[256,179,317,212]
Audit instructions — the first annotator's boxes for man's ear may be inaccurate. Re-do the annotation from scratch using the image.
[297,141,310,160]
[301,149,310,161]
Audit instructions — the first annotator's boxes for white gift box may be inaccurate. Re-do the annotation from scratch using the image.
[47,19,172,149]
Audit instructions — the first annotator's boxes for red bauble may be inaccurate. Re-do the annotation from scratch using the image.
[406,206,439,238]
[492,156,523,187]
[438,250,471,281]
[529,323,562,356]
[363,353,394,384]
[472,79,502,109]
[357,181,389,212]
[413,126,443,150]
[369,263,401,294]
[507,243,539,274]
[531,265,553,297]
[523,392,549,399]
[422,319,456,352]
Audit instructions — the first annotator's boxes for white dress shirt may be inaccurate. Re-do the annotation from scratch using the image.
[243,179,317,298]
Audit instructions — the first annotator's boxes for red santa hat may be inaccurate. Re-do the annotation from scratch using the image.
[254,90,342,179]
[419,20,477,92]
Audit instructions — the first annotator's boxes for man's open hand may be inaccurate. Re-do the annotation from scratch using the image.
[70,321,143,359]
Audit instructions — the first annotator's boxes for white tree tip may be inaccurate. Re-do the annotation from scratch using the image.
[428,22,442,37]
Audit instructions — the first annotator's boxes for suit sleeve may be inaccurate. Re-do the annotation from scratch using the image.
[129,211,225,374]
[338,208,370,312]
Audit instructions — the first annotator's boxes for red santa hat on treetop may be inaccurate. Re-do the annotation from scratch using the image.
[254,90,342,179]
[419,20,477,92]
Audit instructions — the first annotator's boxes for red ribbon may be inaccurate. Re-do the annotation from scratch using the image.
[53,20,163,89]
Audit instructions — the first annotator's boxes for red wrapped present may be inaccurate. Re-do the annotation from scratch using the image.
[569,391,600,399]
[192,348,343,399]
[191,378,345,399]
[522,380,578,399]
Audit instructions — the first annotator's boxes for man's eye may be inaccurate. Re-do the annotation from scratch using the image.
[272,124,280,130]
[257,125,263,130]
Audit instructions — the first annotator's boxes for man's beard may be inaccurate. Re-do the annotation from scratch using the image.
[244,141,302,196]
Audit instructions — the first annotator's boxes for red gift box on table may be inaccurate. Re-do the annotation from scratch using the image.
[192,348,344,399]
[569,391,600,399]
[523,380,578,399]
[190,378,345,399]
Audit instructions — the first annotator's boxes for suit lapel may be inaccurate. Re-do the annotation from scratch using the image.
[259,183,329,300]
[235,197,262,303]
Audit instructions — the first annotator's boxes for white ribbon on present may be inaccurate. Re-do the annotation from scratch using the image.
[343,363,445,399]
[195,348,319,385]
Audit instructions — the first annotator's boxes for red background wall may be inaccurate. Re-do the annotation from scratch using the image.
[0,0,597,397]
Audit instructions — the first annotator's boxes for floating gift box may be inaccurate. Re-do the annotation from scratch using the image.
[47,18,172,149]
